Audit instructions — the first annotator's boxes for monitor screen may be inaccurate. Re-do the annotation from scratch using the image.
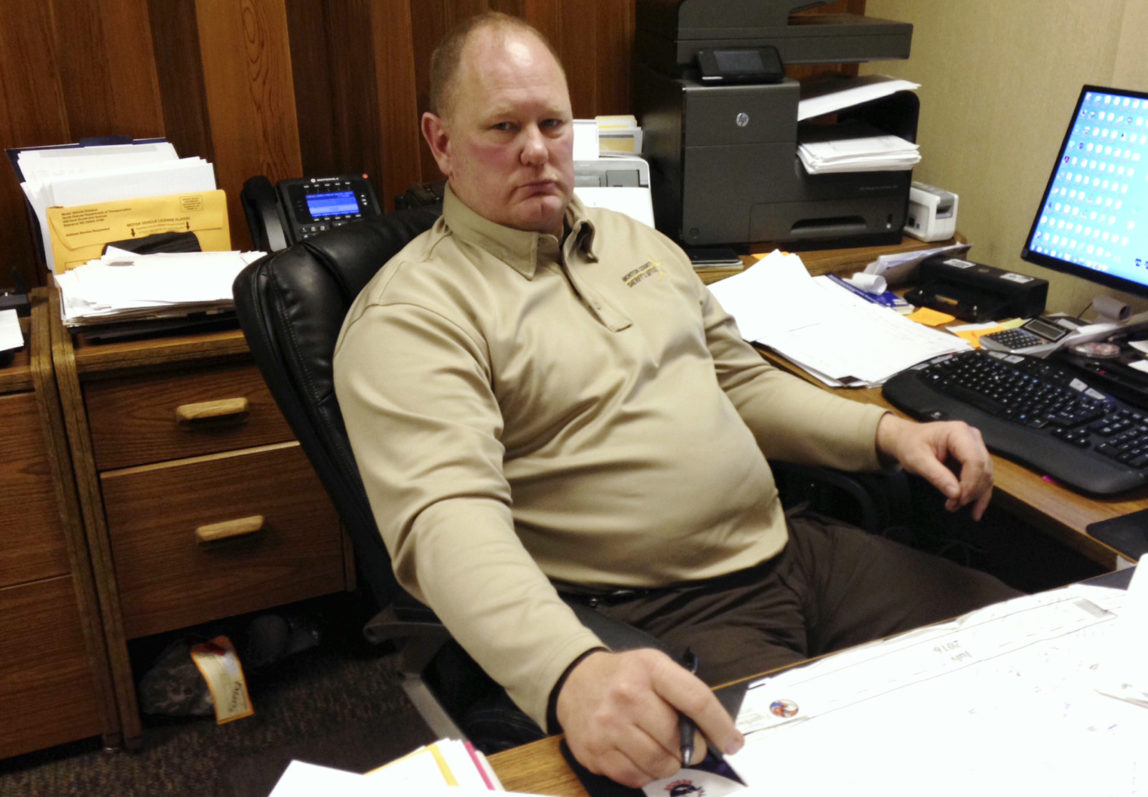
[1021,85,1148,300]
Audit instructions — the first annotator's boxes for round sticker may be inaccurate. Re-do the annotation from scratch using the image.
[769,698,799,718]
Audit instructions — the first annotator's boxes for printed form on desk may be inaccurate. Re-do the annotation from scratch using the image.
[707,250,968,387]
[640,563,1148,797]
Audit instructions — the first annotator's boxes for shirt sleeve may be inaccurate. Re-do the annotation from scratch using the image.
[334,296,603,726]
[697,275,887,471]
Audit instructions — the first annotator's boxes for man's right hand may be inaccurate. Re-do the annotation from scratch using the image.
[555,648,745,788]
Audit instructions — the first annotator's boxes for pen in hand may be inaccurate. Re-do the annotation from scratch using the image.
[678,647,700,767]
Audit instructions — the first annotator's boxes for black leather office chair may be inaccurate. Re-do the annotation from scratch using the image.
[231,208,670,752]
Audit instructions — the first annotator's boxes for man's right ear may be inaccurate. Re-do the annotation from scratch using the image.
[421,112,452,177]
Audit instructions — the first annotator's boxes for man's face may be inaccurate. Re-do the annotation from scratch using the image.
[422,28,574,237]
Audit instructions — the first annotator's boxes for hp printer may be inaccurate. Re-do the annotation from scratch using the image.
[634,0,917,248]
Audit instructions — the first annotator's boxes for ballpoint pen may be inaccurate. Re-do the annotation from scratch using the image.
[678,647,700,766]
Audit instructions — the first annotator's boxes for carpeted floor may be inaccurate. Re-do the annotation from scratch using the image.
[0,595,437,797]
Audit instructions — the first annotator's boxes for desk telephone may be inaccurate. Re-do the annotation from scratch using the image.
[241,174,381,252]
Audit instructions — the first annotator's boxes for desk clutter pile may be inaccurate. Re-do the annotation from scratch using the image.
[8,139,264,329]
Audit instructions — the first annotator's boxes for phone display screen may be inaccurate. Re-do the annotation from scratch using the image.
[305,190,361,219]
[716,50,770,75]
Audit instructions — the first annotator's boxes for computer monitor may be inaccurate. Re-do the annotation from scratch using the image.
[1021,85,1148,302]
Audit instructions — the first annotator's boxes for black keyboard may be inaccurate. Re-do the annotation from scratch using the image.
[882,349,1148,495]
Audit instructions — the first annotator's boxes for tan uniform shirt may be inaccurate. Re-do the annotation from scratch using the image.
[334,186,887,724]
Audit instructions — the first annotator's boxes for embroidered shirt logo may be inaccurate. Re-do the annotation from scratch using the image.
[623,259,664,287]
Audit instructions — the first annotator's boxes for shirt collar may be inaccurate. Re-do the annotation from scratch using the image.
[441,183,598,278]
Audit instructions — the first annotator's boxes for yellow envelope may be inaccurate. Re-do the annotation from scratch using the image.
[46,189,230,272]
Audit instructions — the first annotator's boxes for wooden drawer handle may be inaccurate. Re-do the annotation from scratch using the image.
[195,515,265,544]
[176,397,249,426]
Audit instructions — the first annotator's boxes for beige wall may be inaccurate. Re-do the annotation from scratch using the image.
[862,0,1148,315]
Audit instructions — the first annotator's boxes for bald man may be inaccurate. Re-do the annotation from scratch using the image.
[335,12,1017,788]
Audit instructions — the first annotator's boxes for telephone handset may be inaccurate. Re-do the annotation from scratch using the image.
[240,174,381,252]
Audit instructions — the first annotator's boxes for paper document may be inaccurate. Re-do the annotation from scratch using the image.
[863,241,971,285]
[1093,560,1148,708]
[596,114,643,154]
[0,309,23,355]
[723,581,1147,795]
[797,125,920,174]
[797,74,920,121]
[268,737,552,795]
[574,186,655,228]
[14,140,218,273]
[573,119,600,160]
[707,251,969,386]
[54,248,264,327]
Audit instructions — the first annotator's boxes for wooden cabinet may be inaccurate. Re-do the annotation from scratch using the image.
[49,297,347,748]
[0,294,118,758]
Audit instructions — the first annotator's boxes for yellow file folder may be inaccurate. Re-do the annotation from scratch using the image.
[46,189,230,272]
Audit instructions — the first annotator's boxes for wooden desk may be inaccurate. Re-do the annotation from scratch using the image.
[702,236,1137,570]
[0,291,119,757]
[47,293,348,749]
[491,735,586,797]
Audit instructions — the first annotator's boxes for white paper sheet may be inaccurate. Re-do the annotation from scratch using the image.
[798,74,921,121]
[707,251,969,386]
[0,309,23,354]
[17,142,188,273]
[1094,558,1148,707]
[53,248,265,326]
[725,583,1147,795]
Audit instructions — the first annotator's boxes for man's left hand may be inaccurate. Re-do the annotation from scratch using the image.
[875,414,993,520]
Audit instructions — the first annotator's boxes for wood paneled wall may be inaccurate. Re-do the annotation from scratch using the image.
[0,0,860,291]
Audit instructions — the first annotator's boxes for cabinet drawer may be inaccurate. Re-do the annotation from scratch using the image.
[85,362,295,471]
[0,392,71,587]
[0,576,104,758]
[101,442,344,638]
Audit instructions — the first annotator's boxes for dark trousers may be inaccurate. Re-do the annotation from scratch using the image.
[575,509,1022,687]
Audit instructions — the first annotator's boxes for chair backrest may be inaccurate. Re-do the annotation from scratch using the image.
[232,207,440,608]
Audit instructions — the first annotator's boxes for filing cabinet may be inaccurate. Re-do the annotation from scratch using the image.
[0,293,118,758]
[49,294,348,747]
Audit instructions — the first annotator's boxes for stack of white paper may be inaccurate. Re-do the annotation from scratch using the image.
[0,309,23,355]
[708,250,969,387]
[795,75,922,174]
[596,114,643,154]
[723,579,1148,795]
[268,737,551,795]
[54,247,265,327]
[15,141,218,273]
[797,123,921,174]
